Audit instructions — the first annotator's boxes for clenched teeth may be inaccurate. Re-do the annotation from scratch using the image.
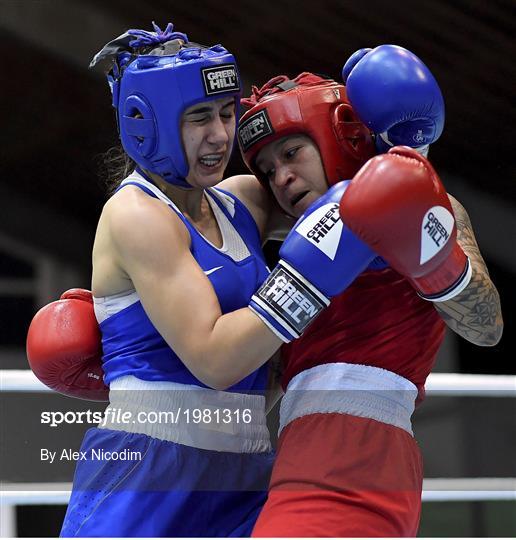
[200,154,223,167]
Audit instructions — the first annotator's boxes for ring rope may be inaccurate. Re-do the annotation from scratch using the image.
[1,479,515,505]
[1,370,515,396]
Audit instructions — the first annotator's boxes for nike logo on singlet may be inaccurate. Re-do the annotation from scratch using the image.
[204,266,223,276]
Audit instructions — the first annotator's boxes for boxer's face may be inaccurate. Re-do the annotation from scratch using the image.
[255,135,327,217]
[181,97,236,188]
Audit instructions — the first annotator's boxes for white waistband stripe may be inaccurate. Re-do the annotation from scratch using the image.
[101,376,271,454]
[280,363,418,436]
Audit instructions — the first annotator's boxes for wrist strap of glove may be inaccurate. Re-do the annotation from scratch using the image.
[417,256,472,302]
[376,131,429,157]
[249,261,330,342]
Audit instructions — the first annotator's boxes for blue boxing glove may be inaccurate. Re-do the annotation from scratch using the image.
[249,182,375,342]
[342,45,445,156]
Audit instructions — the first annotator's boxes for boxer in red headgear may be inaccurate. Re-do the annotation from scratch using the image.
[238,72,375,187]
[238,70,502,537]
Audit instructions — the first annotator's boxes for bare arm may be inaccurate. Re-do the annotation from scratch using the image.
[433,195,503,346]
[107,189,283,390]
[219,174,296,242]
[218,174,271,238]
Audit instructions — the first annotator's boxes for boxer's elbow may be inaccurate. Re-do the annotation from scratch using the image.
[183,350,240,391]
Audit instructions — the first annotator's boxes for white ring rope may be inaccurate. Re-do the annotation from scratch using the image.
[1,479,515,505]
[425,373,516,396]
[1,370,515,396]
[422,477,516,501]
[1,370,49,392]
[0,483,72,505]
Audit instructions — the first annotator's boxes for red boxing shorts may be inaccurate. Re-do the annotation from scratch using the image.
[253,363,422,537]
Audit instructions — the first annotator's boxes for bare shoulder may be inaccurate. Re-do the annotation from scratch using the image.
[218,174,271,237]
[219,173,262,196]
[93,187,191,296]
[219,174,269,209]
[105,187,190,263]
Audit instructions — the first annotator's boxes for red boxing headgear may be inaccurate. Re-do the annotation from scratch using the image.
[238,72,375,186]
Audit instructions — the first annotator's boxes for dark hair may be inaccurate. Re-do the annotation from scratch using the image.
[99,144,135,196]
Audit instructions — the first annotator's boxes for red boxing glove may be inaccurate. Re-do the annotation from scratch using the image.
[339,146,471,301]
[26,288,109,401]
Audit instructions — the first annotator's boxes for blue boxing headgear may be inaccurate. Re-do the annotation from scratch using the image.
[91,23,241,188]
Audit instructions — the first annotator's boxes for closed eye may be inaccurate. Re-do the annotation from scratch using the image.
[220,102,236,121]
[264,167,276,181]
[284,146,301,159]
[186,114,210,124]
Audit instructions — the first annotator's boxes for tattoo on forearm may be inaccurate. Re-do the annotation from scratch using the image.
[434,266,503,345]
[435,196,503,345]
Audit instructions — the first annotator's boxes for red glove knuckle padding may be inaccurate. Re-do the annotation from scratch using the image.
[26,289,109,401]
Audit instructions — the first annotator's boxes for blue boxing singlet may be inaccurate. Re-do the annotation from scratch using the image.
[60,171,274,538]
[96,169,270,392]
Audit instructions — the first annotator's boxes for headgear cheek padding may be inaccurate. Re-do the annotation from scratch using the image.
[239,73,375,187]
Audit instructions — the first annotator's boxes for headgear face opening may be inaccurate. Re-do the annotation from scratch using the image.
[238,73,375,187]
[95,24,242,188]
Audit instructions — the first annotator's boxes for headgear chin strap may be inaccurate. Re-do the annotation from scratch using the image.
[91,23,242,188]
[238,73,375,187]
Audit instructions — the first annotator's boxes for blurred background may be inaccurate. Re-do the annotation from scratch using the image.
[0,0,515,537]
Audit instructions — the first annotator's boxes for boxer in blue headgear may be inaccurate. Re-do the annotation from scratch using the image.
[57,22,283,537]
[90,22,242,188]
